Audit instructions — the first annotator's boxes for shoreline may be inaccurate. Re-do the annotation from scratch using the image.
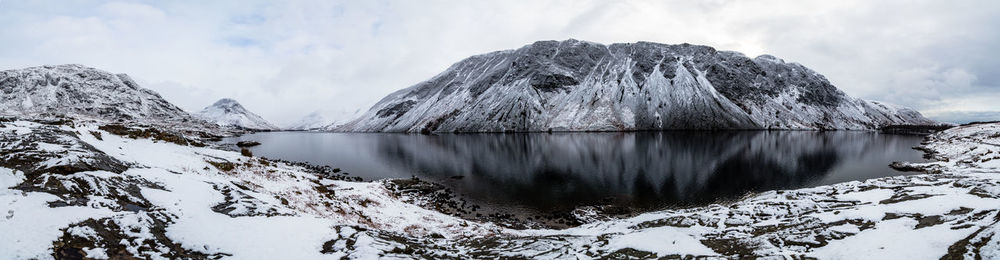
[0,119,997,258]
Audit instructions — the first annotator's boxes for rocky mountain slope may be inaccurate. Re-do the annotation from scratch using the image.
[0,64,203,127]
[339,40,935,133]
[196,98,278,130]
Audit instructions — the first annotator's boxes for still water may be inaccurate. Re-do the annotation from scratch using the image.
[228,131,927,212]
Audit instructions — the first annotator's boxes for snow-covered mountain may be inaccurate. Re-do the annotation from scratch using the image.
[286,109,364,131]
[196,98,278,130]
[287,111,342,131]
[0,64,202,126]
[339,40,935,133]
[286,111,329,130]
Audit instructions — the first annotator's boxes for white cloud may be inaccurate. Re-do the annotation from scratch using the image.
[884,66,978,107]
[0,0,998,125]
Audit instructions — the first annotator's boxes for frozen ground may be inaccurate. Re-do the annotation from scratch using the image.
[0,118,997,259]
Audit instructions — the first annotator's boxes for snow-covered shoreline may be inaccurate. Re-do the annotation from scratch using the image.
[1,119,998,259]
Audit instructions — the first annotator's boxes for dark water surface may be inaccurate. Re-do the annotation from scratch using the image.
[227,131,927,212]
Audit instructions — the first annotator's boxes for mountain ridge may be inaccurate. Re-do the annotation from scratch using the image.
[290,109,364,131]
[338,39,934,133]
[0,64,209,128]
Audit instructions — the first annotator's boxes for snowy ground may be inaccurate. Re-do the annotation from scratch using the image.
[1,119,998,259]
[0,120,507,259]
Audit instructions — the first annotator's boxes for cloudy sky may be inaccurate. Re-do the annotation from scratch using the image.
[1,0,998,125]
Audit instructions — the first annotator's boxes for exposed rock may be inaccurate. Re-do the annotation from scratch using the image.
[236,141,261,147]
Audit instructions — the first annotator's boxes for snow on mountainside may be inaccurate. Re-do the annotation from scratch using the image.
[286,111,329,130]
[0,64,204,127]
[286,109,363,131]
[339,40,935,133]
[196,98,278,130]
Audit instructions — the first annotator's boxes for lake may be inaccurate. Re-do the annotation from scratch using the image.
[226,131,928,213]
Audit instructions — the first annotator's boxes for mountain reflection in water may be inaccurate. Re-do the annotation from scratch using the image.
[230,131,926,212]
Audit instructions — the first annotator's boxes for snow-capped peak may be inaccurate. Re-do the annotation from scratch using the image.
[196,98,278,130]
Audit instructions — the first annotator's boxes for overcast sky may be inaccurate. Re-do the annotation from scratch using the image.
[1,0,998,125]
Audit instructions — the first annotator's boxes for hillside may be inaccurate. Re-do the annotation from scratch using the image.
[339,40,934,133]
